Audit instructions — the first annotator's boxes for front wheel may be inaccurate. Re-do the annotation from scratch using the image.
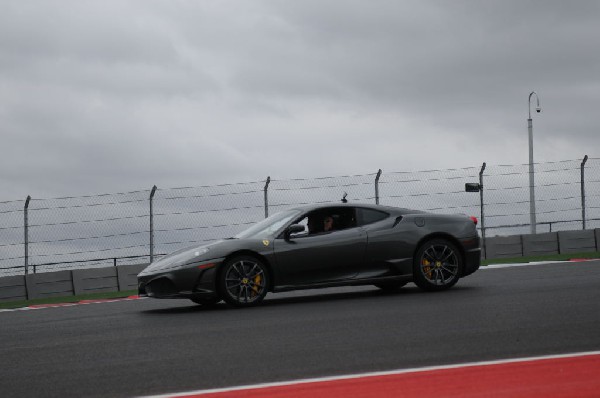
[218,256,269,307]
[413,239,462,291]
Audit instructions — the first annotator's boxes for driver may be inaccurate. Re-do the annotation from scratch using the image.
[323,215,334,232]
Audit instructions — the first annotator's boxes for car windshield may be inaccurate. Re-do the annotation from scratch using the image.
[234,209,302,239]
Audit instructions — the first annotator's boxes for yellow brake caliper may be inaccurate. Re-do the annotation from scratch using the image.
[422,259,433,279]
[251,274,262,296]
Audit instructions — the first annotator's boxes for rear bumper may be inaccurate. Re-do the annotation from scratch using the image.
[460,236,481,276]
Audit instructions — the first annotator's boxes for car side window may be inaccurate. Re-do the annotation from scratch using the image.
[357,208,389,226]
[331,208,357,230]
[289,208,357,238]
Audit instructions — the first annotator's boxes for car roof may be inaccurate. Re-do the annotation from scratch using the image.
[287,202,424,215]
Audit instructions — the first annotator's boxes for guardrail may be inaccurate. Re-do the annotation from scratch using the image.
[0,254,165,275]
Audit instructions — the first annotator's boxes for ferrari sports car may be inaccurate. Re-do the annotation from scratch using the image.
[138,203,481,307]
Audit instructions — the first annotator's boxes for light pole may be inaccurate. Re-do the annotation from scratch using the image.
[528,91,541,234]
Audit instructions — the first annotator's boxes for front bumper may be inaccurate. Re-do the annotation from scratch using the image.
[138,263,220,299]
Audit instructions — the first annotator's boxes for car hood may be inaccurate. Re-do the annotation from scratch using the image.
[138,235,277,277]
[139,241,224,275]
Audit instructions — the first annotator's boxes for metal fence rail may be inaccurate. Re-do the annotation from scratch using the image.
[1,156,599,276]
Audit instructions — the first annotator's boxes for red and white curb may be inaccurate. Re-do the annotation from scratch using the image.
[138,350,600,398]
[0,295,145,313]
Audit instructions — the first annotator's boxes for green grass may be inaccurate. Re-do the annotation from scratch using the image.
[0,290,137,310]
[482,251,600,266]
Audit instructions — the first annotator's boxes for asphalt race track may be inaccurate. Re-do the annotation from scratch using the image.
[1,260,600,398]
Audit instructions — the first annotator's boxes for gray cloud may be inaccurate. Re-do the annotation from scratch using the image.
[1,0,599,201]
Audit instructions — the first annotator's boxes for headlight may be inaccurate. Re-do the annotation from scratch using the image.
[193,247,210,257]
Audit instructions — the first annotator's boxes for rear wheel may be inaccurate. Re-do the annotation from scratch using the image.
[413,239,462,291]
[219,256,269,307]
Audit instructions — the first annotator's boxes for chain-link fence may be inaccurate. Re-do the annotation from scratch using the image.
[1,156,599,277]
[0,190,151,276]
[483,158,600,235]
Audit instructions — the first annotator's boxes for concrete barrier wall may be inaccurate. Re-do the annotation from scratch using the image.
[117,264,148,291]
[72,267,119,296]
[0,275,27,303]
[484,229,599,259]
[25,270,74,300]
[522,232,559,257]
[0,263,148,302]
[486,235,523,259]
[558,230,597,254]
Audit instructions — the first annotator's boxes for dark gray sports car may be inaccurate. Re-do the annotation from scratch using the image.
[138,203,480,307]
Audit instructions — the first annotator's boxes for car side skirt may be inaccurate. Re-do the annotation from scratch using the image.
[273,275,413,293]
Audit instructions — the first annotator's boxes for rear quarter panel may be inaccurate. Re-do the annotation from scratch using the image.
[362,213,477,278]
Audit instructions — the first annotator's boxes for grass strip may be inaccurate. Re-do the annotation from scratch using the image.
[0,290,137,310]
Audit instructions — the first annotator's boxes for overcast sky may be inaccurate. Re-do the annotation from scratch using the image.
[1,0,599,202]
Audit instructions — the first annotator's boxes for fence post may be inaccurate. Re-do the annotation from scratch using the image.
[375,169,382,205]
[479,163,486,259]
[581,155,588,230]
[264,176,271,218]
[24,195,31,275]
[149,185,157,263]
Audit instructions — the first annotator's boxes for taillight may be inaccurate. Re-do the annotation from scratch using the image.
[470,216,478,225]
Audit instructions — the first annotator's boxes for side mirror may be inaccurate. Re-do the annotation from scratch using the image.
[284,224,305,240]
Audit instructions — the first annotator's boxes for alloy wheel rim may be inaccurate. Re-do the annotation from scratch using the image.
[420,244,459,285]
[224,260,266,303]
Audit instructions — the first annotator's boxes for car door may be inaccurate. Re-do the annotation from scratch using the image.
[272,208,367,287]
[356,207,414,278]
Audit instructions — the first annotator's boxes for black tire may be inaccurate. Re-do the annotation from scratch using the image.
[374,281,407,292]
[413,238,462,291]
[190,296,221,306]
[218,255,269,307]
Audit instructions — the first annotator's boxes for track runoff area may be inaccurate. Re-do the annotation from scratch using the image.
[141,351,600,398]
[3,259,598,397]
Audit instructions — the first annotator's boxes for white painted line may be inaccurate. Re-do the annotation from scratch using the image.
[0,307,34,313]
[483,261,564,269]
[483,258,599,269]
[137,350,600,398]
